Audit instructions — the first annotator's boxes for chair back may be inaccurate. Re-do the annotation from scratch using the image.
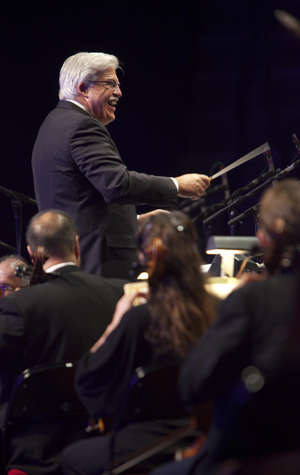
[106,362,197,474]
[1,362,88,473]
[4,362,86,422]
[117,362,187,428]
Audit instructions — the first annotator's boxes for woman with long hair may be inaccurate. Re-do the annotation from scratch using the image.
[62,211,217,475]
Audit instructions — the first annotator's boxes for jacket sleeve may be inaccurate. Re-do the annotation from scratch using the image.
[0,297,25,370]
[75,305,152,418]
[70,117,178,206]
[179,286,252,406]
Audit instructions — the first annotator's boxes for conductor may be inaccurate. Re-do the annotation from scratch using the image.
[32,52,210,279]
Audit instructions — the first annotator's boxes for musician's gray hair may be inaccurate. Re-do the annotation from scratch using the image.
[59,52,120,100]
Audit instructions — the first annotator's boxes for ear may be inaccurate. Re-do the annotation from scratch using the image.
[77,82,89,98]
[272,218,286,235]
[74,235,81,259]
[256,229,270,248]
[27,245,34,263]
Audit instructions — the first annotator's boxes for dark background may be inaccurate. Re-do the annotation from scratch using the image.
[2,0,300,261]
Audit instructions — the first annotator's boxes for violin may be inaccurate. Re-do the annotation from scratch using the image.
[123,238,168,305]
[15,246,47,286]
[29,246,47,285]
[144,237,169,285]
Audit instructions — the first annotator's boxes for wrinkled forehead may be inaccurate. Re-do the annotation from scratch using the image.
[0,260,20,283]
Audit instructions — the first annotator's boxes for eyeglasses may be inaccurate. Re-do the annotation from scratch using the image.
[92,80,121,90]
[0,284,14,293]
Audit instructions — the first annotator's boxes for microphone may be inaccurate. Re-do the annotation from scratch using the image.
[221,170,231,202]
[274,10,300,40]
[292,133,300,153]
[181,196,206,214]
[264,149,277,185]
[291,133,300,164]
[182,183,230,213]
[265,149,275,173]
[0,241,17,253]
[206,183,229,195]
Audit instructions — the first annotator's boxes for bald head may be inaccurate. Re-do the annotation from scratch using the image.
[26,210,80,266]
[0,256,30,300]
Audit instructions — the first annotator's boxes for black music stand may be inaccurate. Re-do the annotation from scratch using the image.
[0,241,17,255]
[0,186,37,255]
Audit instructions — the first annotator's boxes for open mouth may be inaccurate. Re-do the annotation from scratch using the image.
[108,99,118,109]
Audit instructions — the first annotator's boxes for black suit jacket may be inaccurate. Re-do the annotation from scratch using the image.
[0,265,127,475]
[32,101,177,278]
[0,265,127,426]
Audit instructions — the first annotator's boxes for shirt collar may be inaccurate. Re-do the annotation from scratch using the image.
[46,262,77,273]
[67,99,91,115]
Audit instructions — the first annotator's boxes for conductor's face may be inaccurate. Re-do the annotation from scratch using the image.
[87,67,122,125]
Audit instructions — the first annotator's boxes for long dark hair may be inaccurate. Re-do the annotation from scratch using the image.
[137,211,216,358]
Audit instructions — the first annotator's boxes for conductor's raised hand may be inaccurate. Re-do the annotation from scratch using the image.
[175,174,210,199]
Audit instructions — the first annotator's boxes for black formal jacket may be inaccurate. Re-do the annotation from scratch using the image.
[179,273,300,472]
[0,265,127,425]
[32,101,177,278]
[0,265,127,475]
[75,303,154,419]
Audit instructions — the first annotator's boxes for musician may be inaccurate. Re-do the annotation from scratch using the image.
[61,211,217,475]
[149,178,300,475]
[32,51,210,279]
[0,210,128,475]
[0,255,30,300]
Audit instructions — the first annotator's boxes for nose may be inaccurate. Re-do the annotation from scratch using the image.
[114,85,122,97]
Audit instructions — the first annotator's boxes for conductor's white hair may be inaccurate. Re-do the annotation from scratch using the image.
[59,52,120,100]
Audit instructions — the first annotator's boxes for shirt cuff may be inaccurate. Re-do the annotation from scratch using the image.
[170,177,179,194]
